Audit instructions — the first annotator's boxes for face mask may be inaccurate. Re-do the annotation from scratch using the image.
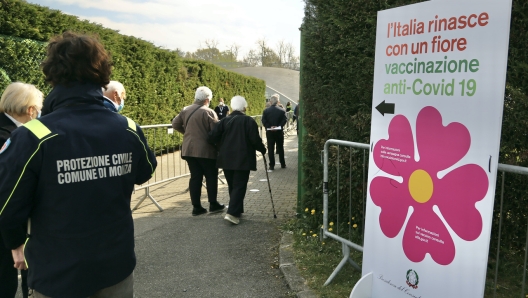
[117,100,125,112]
[219,102,224,106]
[29,107,41,120]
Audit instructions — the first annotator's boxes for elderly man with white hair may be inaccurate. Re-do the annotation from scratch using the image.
[102,80,126,112]
[261,93,287,170]
[173,86,226,216]
[208,95,266,225]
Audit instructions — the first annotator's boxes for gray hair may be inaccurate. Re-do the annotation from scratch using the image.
[104,81,126,100]
[194,86,213,104]
[230,95,247,112]
[0,82,43,116]
[269,94,280,105]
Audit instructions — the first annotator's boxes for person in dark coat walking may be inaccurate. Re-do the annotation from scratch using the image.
[0,82,43,298]
[261,94,287,170]
[208,96,266,225]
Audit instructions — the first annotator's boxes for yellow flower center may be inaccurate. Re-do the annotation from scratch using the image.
[408,169,434,203]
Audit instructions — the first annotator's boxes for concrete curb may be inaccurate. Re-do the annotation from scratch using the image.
[280,232,318,298]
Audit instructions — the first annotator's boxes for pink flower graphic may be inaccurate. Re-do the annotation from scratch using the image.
[370,106,488,265]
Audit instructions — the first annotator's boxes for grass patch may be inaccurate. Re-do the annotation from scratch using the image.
[484,250,528,298]
[283,219,528,298]
[282,219,363,298]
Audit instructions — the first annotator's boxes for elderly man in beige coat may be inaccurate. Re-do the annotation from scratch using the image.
[172,86,225,216]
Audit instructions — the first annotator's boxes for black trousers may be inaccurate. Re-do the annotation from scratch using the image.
[186,157,218,208]
[266,130,285,168]
[0,244,28,298]
[224,170,250,217]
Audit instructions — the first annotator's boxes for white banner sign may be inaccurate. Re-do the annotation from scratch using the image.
[361,0,512,297]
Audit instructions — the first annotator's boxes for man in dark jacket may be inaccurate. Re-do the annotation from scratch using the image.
[209,96,266,224]
[261,93,287,170]
[0,32,157,298]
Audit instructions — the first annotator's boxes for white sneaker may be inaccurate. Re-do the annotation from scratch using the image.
[224,214,240,225]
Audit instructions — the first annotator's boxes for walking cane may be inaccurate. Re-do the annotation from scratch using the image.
[262,155,278,219]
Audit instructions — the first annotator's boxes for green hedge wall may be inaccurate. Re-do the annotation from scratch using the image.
[180,60,266,117]
[300,0,420,232]
[0,68,10,91]
[0,0,266,127]
[300,0,528,257]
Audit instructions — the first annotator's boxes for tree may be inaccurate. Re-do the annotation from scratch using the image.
[243,49,260,67]
[184,38,298,70]
[203,39,219,50]
[276,40,287,67]
[173,48,185,57]
[189,47,221,62]
[228,43,241,61]
[256,38,281,67]
[285,42,299,70]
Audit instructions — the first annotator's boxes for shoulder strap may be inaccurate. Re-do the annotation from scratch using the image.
[125,117,136,131]
[24,120,52,140]
[184,105,203,129]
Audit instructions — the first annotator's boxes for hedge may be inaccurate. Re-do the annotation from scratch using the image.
[300,0,528,258]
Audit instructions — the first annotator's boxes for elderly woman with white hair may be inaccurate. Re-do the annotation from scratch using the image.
[0,82,43,298]
[208,95,267,225]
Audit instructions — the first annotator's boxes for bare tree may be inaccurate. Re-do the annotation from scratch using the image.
[187,38,296,68]
[276,40,287,67]
[204,39,219,50]
[228,43,241,61]
[256,38,268,65]
[243,49,260,67]
[256,38,281,67]
[285,42,300,69]
[190,39,221,62]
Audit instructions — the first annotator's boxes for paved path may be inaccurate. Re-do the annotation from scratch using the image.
[130,134,301,297]
[229,67,299,103]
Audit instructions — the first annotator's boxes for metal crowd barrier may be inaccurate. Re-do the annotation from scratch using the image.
[133,113,296,212]
[322,139,528,297]
[133,124,189,211]
[322,140,369,286]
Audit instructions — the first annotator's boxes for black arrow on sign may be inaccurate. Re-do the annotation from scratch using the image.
[375,100,395,116]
